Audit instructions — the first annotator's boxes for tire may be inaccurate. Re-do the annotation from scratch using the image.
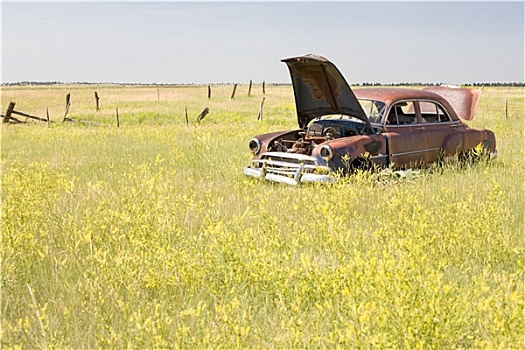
[458,147,490,167]
[350,157,373,172]
[458,150,475,167]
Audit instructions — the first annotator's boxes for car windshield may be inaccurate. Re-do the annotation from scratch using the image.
[358,99,386,124]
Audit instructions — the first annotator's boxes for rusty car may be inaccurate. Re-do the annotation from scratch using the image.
[243,54,497,185]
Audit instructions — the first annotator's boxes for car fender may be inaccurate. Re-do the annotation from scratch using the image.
[482,129,497,151]
[442,128,497,158]
[463,128,487,150]
[318,134,388,170]
[442,131,465,157]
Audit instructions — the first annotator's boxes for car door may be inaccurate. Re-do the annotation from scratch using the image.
[383,100,426,168]
[419,100,459,163]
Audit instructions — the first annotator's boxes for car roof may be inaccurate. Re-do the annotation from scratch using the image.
[354,88,444,104]
[353,88,460,120]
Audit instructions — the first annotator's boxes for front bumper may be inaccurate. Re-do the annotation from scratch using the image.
[243,151,337,185]
[243,165,337,185]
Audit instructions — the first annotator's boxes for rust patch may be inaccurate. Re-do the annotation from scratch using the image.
[364,139,382,154]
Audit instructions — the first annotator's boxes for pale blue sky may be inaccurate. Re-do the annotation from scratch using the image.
[2,2,524,84]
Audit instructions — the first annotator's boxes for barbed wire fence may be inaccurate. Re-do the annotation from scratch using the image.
[2,84,523,126]
[478,99,523,120]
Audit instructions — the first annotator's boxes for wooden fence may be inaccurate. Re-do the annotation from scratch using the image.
[1,84,522,127]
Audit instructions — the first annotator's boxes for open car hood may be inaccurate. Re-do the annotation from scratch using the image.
[423,86,482,121]
[282,54,370,129]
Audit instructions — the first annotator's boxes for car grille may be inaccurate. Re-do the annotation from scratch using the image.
[253,152,318,176]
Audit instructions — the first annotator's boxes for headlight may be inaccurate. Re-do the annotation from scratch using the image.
[320,145,333,160]
[249,138,261,155]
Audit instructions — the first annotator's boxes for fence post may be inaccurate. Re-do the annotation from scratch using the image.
[185,106,189,126]
[230,84,238,99]
[196,107,209,122]
[257,97,266,121]
[94,92,100,111]
[116,107,120,127]
[505,98,508,119]
[63,94,71,122]
[3,102,16,124]
[208,85,212,99]
[248,80,252,96]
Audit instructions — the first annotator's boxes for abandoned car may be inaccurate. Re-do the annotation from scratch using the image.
[243,54,497,185]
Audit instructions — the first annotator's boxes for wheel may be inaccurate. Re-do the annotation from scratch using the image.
[458,146,489,167]
[350,157,373,172]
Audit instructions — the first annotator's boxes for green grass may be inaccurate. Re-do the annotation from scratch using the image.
[1,85,524,348]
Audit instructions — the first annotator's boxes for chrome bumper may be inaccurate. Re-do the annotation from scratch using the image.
[243,166,337,185]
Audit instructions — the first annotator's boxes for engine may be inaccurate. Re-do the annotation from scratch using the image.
[269,120,361,156]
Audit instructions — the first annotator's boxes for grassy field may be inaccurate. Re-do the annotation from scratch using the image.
[1,84,524,348]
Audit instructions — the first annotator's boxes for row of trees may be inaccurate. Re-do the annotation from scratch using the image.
[359,82,525,87]
[464,82,525,87]
[2,81,210,87]
[2,81,525,87]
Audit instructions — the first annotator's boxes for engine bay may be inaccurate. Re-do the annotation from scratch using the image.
[268,118,372,155]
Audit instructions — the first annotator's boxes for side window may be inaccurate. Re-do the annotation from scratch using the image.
[420,101,439,123]
[420,101,451,123]
[438,105,451,122]
[386,101,417,125]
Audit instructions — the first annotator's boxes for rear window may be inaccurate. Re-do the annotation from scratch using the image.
[419,101,451,123]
